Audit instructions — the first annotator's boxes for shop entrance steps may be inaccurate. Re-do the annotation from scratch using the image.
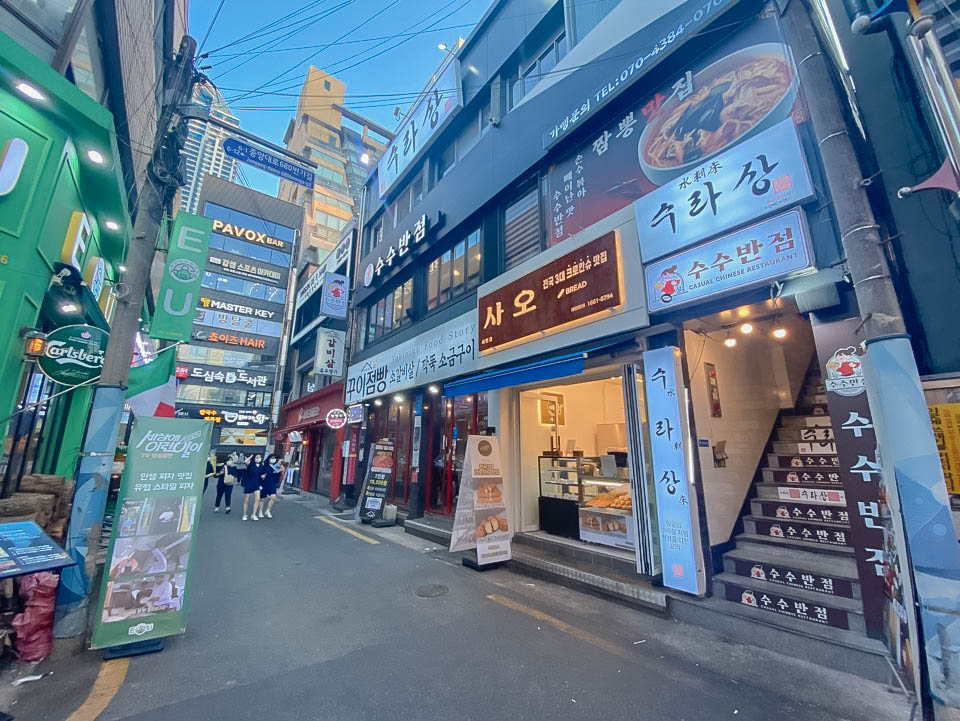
[404,513,453,547]
[690,366,891,682]
[508,532,668,614]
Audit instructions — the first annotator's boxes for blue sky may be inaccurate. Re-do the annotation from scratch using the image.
[190,0,491,195]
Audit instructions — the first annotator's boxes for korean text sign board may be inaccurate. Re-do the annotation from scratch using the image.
[357,441,394,522]
[547,10,798,247]
[633,118,814,262]
[449,436,512,565]
[478,232,621,352]
[811,318,886,637]
[320,272,349,318]
[345,313,476,403]
[543,0,738,148]
[929,403,960,494]
[314,329,345,378]
[0,522,73,578]
[151,212,214,342]
[295,269,324,310]
[642,347,704,595]
[644,209,812,313]
[222,138,314,188]
[92,417,212,649]
[378,59,462,198]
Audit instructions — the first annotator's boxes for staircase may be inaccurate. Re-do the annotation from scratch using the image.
[682,365,889,680]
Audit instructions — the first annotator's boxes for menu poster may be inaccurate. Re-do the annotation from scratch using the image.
[357,440,394,523]
[0,522,73,578]
[450,436,512,565]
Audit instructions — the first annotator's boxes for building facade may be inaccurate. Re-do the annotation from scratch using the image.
[179,79,240,214]
[0,0,185,491]
[339,0,960,689]
[276,67,392,267]
[174,175,301,454]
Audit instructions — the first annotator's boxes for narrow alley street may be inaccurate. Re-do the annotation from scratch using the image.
[21,492,909,721]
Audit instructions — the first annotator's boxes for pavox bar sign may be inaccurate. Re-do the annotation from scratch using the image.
[211,219,287,250]
[478,232,622,352]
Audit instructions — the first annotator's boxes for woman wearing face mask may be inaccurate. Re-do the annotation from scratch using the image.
[241,454,265,521]
[258,454,283,519]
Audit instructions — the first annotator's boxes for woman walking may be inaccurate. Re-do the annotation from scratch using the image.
[241,453,265,521]
[214,454,234,513]
[258,455,283,519]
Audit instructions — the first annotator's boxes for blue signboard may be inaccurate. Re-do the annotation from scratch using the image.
[0,521,74,578]
[223,139,314,188]
[633,118,814,263]
[644,208,813,313]
[642,347,702,595]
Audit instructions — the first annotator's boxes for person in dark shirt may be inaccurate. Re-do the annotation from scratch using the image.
[214,454,233,514]
[258,455,283,519]
[241,454,265,521]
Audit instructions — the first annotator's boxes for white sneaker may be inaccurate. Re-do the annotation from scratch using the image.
[242,515,248,521]
[251,515,259,521]
[214,507,220,513]
[258,510,265,518]
[266,510,273,518]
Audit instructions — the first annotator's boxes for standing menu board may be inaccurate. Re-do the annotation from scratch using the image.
[357,440,394,523]
[0,522,73,578]
[91,417,211,649]
[450,436,511,565]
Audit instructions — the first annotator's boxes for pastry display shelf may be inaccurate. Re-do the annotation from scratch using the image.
[581,506,632,517]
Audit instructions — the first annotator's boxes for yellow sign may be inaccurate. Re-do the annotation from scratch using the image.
[211,218,286,249]
[930,403,960,494]
[61,210,91,270]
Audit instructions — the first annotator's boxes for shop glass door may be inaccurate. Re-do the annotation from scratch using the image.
[623,363,662,576]
[426,394,484,515]
[390,400,412,506]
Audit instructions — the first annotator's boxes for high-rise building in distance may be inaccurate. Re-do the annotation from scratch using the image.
[278,67,393,267]
[180,80,240,214]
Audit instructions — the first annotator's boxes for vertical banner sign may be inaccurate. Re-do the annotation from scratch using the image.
[642,347,705,595]
[357,440,394,522]
[864,338,959,704]
[449,436,511,565]
[150,212,214,342]
[91,417,211,649]
[811,318,887,638]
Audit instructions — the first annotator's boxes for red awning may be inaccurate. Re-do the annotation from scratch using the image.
[276,382,345,434]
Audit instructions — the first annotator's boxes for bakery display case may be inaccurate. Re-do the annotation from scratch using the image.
[538,455,635,548]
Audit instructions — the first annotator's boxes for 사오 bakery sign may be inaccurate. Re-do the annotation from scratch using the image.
[478,232,622,352]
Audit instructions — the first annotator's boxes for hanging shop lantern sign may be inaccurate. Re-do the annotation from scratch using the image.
[37,324,109,386]
[325,408,347,430]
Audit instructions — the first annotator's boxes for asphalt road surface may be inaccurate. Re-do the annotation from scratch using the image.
[20,491,911,721]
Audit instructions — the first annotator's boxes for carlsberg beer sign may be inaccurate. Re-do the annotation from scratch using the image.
[37,324,109,385]
[91,417,212,650]
[150,212,213,342]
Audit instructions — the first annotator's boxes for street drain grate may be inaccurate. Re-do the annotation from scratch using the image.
[416,584,449,598]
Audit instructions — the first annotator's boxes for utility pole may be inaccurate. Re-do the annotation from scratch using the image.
[783,3,960,718]
[54,36,199,639]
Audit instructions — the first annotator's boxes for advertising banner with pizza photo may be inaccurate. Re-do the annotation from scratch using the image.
[449,436,511,565]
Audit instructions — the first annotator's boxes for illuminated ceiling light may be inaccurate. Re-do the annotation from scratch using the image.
[16,82,44,101]
[736,306,750,318]
[772,327,788,340]
[739,322,754,334]
[360,152,370,165]
[723,332,737,348]
[60,302,79,313]
[374,399,383,407]
[118,264,127,272]
[86,149,105,165]
[437,42,448,51]
[393,394,404,403]
[428,385,440,394]
[105,220,120,231]
[466,395,473,403]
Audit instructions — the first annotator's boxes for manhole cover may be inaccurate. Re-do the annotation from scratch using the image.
[416,584,449,598]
